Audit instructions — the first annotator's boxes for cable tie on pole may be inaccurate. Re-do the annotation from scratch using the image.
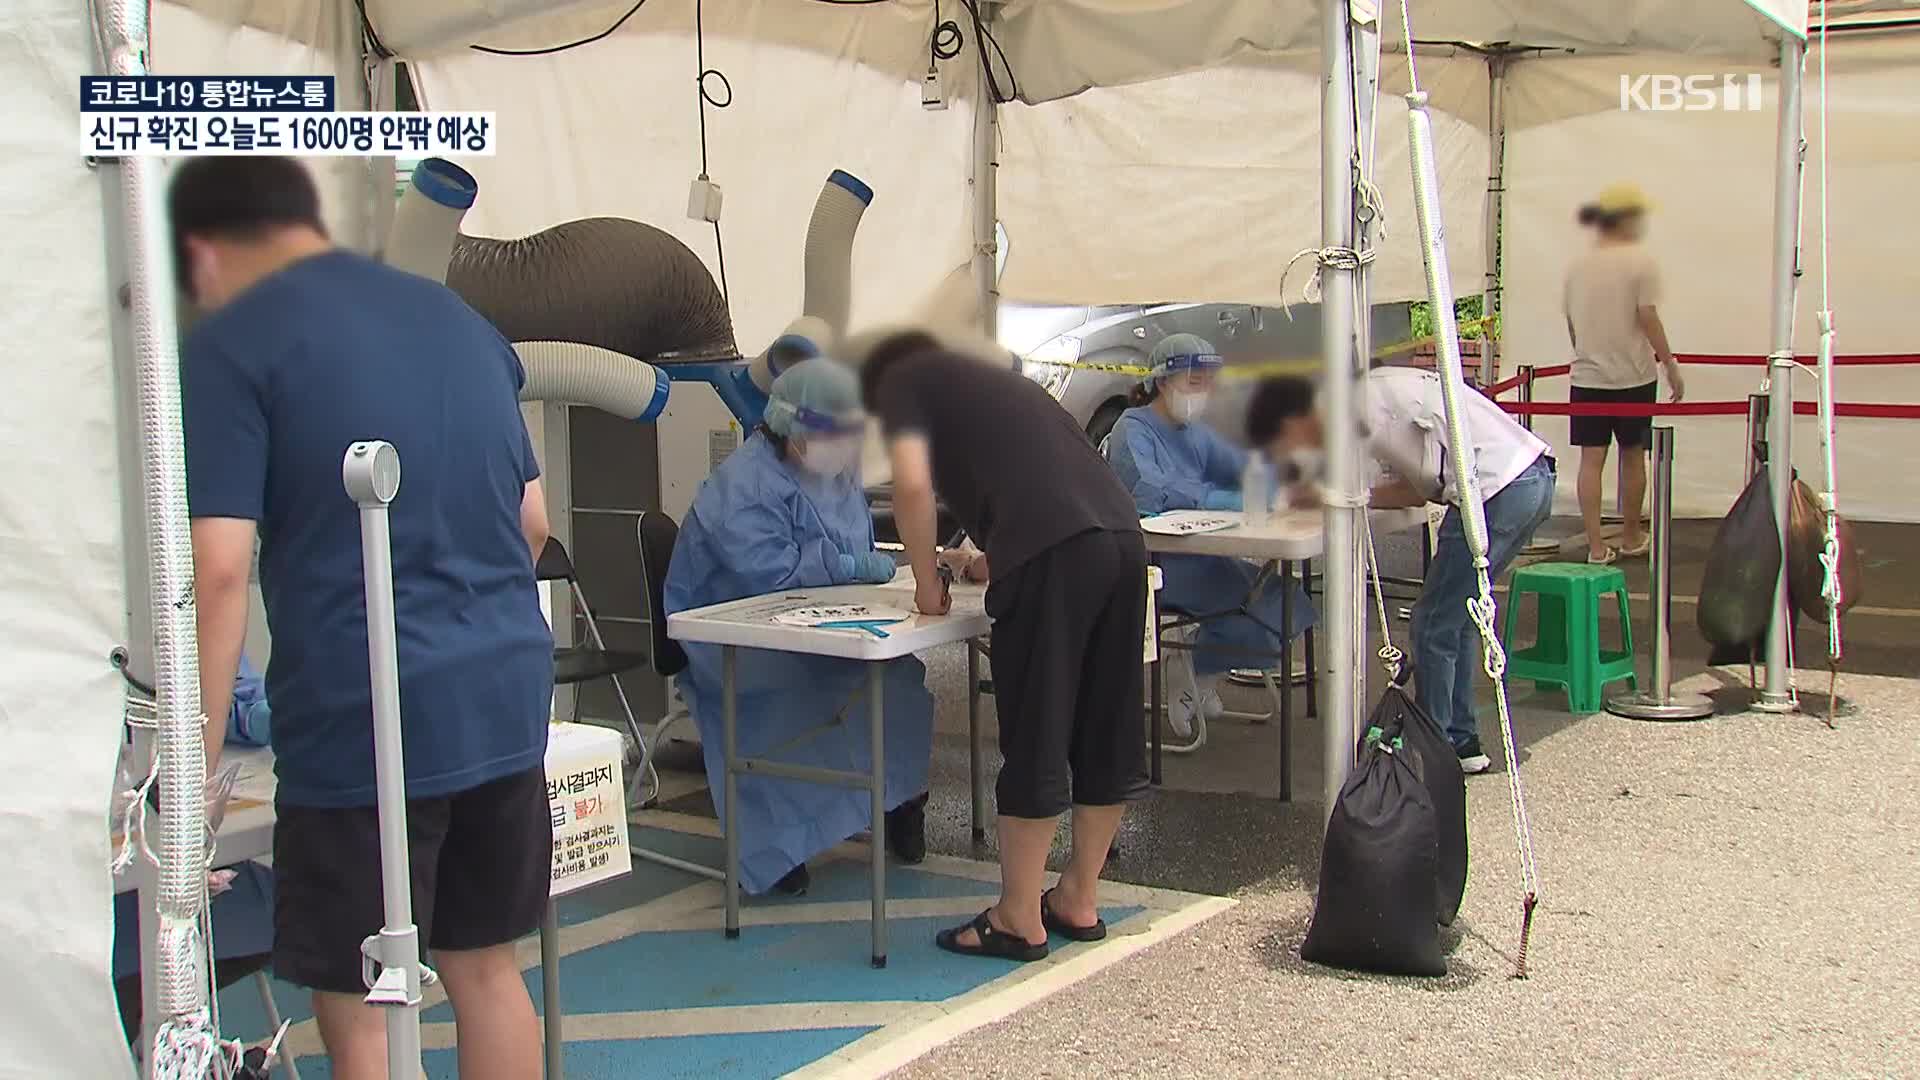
[1320,488,1371,510]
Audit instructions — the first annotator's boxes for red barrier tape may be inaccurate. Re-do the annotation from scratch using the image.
[1497,400,1920,419]
[1485,355,1919,398]
[1677,352,1920,367]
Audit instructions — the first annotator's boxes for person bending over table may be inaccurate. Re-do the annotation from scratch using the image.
[858,330,1148,963]
[663,357,934,897]
[1246,366,1554,775]
[173,156,554,1080]
[1106,333,1316,738]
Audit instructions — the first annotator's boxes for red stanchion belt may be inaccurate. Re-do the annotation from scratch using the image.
[1497,400,1920,419]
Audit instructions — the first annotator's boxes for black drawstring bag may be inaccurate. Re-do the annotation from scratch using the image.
[1364,687,1467,926]
[1698,469,1781,666]
[1301,729,1446,977]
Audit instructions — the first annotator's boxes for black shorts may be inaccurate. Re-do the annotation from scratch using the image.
[1569,381,1657,448]
[985,528,1150,819]
[272,766,552,993]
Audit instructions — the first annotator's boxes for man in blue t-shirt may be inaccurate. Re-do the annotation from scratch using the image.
[171,156,554,1080]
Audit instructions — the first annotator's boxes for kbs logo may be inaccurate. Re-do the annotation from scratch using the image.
[1618,73,1764,112]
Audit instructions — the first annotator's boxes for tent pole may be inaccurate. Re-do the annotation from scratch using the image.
[1318,0,1362,820]
[333,0,381,254]
[971,0,1000,339]
[1481,50,1507,388]
[1759,35,1807,713]
[1347,11,1380,759]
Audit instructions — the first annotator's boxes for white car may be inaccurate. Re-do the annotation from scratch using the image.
[1008,301,1416,447]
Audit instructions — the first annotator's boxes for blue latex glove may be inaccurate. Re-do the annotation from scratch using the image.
[838,551,898,584]
[1201,489,1243,512]
[854,551,899,584]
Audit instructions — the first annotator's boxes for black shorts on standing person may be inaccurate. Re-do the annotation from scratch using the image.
[1568,381,1657,449]
[859,340,1149,818]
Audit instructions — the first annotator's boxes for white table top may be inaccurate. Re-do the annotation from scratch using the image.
[666,569,990,661]
[1140,506,1432,559]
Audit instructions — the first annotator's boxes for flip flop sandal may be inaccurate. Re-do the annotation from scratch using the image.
[1619,537,1651,557]
[935,910,1049,963]
[1587,546,1619,565]
[1041,888,1107,942]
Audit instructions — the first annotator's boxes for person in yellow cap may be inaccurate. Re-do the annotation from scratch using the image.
[1563,181,1684,565]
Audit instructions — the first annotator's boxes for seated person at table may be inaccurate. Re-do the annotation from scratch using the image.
[1106,334,1316,737]
[663,358,935,896]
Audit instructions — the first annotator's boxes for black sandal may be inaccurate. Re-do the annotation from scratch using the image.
[935,910,1049,962]
[1041,888,1107,942]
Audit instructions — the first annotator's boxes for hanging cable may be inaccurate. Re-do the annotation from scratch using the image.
[1813,8,1845,726]
[469,0,650,56]
[693,0,733,308]
[932,0,965,62]
[959,0,1019,104]
[1395,0,1541,979]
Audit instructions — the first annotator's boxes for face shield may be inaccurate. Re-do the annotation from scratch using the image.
[1149,350,1225,424]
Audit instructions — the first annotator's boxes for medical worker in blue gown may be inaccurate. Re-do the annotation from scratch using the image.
[664,358,934,896]
[1106,333,1317,738]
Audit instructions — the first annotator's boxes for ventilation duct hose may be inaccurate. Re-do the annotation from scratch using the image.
[801,170,873,343]
[515,341,669,422]
[387,158,475,285]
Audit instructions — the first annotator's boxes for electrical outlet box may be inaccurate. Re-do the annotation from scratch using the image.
[687,178,724,223]
[921,69,947,111]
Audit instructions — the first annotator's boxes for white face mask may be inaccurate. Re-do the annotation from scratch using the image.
[1168,390,1211,425]
[1278,447,1325,484]
[796,435,862,477]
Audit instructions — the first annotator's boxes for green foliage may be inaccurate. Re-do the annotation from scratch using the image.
[1410,293,1497,340]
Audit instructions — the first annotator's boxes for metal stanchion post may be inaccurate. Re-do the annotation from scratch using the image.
[1518,365,1558,556]
[1607,427,1713,721]
[343,441,430,1080]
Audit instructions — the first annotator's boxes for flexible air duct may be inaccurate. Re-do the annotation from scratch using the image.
[447,218,737,364]
[513,341,669,422]
[386,157,475,285]
[802,170,873,341]
[384,161,731,420]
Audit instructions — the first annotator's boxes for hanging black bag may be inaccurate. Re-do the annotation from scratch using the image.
[1301,731,1445,977]
[1364,687,1467,926]
[1697,468,1781,666]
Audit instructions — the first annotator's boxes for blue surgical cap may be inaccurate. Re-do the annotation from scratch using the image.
[765,358,865,437]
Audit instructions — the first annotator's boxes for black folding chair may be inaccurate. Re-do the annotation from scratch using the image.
[536,537,650,801]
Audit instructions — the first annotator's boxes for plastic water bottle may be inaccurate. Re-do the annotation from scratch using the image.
[1243,454,1274,526]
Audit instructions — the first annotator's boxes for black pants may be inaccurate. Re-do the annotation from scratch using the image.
[986,528,1150,819]
[1569,381,1657,448]
[271,765,552,993]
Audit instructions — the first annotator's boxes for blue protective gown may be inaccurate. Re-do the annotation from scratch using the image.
[1108,405,1317,674]
[663,433,934,894]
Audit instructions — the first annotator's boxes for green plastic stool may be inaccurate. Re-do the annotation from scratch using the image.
[1501,563,1637,714]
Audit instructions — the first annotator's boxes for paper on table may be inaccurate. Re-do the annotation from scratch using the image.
[1140,510,1241,536]
[771,604,915,629]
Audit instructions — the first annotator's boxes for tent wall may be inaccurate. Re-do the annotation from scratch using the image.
[1502,35,1920,522]
[154,0,376,251]
[997,57,1489,307]
[0,2,139,1077]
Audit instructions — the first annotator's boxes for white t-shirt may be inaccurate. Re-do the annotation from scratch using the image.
[1364,367,1551,504]
[1562,244,1662,390]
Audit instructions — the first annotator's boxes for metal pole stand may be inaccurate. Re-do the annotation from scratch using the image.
[1606,428,1713,721]
[343,441,434,1078]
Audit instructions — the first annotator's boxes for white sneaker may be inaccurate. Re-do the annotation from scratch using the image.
[1170,691,1201,740]
[1195,673,1226,720]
